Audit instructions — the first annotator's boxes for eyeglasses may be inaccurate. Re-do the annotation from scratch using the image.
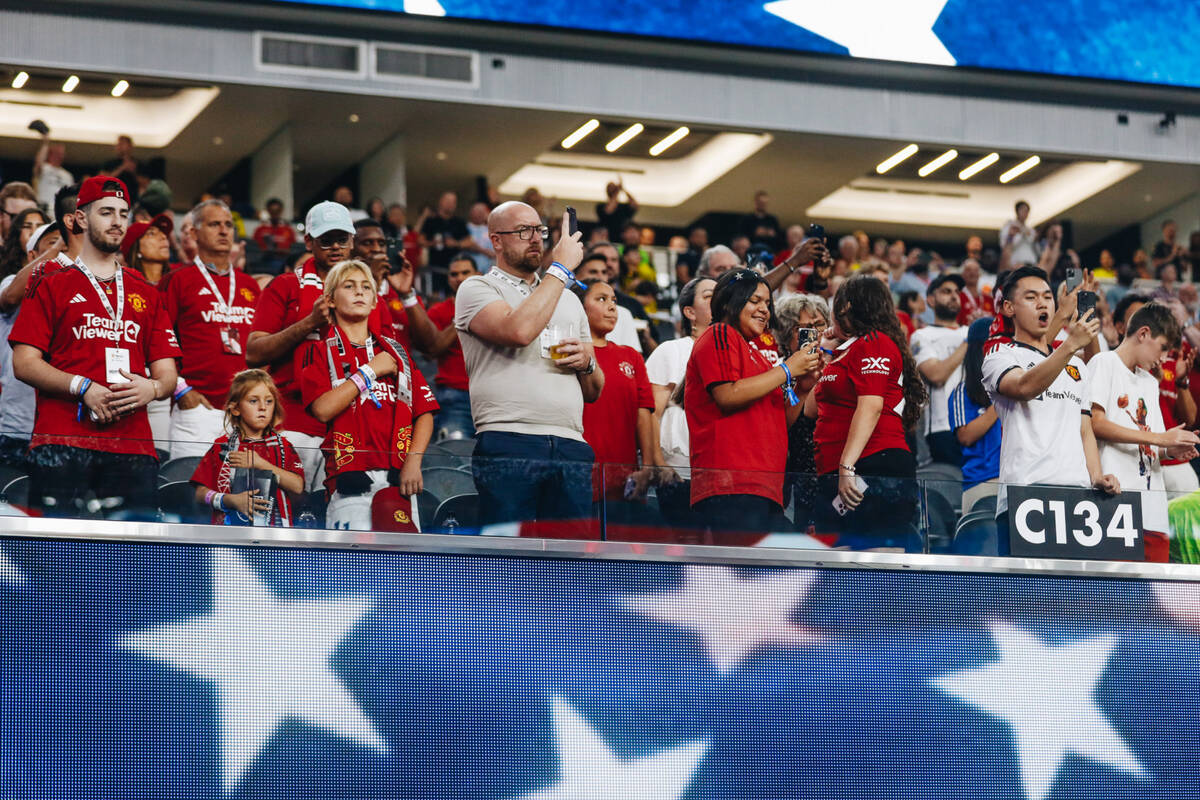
[315,232,351,249]
[494,225,549,242]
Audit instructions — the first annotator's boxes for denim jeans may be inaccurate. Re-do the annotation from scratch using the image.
[434,384,476,440]
[472,431,594,526]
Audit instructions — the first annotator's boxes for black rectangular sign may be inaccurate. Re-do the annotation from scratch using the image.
[1007,485,1144,561]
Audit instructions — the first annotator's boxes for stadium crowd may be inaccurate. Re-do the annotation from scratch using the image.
[4,130,1200,560]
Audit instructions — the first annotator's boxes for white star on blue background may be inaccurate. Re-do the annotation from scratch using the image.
[763,0,955,65]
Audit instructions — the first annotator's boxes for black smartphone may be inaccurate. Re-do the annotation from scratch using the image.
[1065,265,1083,293]
[386,238,406,273]
[566,206,578,237]
[1076,290,1098,319]
[796,327,819,348]
[806,223,825,242]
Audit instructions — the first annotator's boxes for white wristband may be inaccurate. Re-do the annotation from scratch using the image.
[401,292,419,308]
[69,375,85,397]
[546,262,573,286]
[359,364,377,383]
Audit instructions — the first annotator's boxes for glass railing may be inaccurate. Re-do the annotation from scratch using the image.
[0,435,1195,564]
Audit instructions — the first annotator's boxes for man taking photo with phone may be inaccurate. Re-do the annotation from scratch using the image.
[983,265,1120,555]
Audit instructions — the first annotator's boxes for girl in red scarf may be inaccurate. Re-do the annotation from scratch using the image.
[301,259,438,530]
[190,369,305,526]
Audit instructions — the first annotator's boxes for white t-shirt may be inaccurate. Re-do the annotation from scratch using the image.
[1086,351,1168,532]
[659,404,691,476]
[1000,219,1039,267]
[645,335,694,388]
[910,324,967,435]
[983,341,1091,514]
[35,163,73,217]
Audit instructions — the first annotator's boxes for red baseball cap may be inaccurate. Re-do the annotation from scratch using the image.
[120,213,173,264]
[370,487,421,533]
[77,175,129,207]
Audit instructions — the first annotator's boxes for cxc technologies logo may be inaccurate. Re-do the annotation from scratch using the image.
[861,356,891,374]
[72,314,140,344]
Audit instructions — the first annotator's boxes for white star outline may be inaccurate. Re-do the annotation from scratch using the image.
[511,695,709,800]
[763,0,956,66]
[930,619,1147,800]
[121,549,387,794]
[619,564,824,673]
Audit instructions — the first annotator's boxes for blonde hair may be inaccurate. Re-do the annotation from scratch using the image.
[322,259,378,300]
[223,369,284,437]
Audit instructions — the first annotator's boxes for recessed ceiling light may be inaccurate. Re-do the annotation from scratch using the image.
[111,80,129,97]
[875,144,919,174]
[213,136,224,146]
[61,75,80,93]
[605,123,644,153]
[348,113,360,123]
[11,71,29,89]
[649,126,690,157]
[435,151,447,161]
[958,152,1000,180]
[561,119,599,149]
[999,155,1041,184]
[918,149,959,177]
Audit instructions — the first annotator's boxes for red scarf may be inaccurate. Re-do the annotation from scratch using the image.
[292,258,390,383]
[321,324,416,476]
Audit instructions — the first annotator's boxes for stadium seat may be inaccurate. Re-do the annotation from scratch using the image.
[422,467,476,500]
[415,490,440,530]
[157,480,208,524]
[0,465,26,495]
[968,493,998,518]
[435,438,476,457]
[2,474,29,509]
[419,451,470,472]
[924,490,958,553]
[158,456,202,486]
[432,493,480,533]
[918,463,963,513]
[951,514,999,557]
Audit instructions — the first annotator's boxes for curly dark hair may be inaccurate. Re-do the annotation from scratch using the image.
[0,207,48,280]
[831,274,928,430]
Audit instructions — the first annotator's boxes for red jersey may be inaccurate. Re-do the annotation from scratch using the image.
[300,330,438,493]
[378,281,422,352]
[190,433,304,525]
[162,261,260,405]
[9,264,181,456]
[425,296,469,390]
[958,287,994,325]
[897,311,916,339]
[1160,352,1191,466]
[583,343,654,500]
[748,331,782,366]
[252,222,297,256]
[813,332,910,474]
[685,323,788,506]
[250,260,394,437]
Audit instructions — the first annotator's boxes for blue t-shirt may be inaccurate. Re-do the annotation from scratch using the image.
[948,382,1001,489]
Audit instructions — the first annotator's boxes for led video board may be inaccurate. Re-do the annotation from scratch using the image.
[3,537,1200,798]
[269,0,1200,90]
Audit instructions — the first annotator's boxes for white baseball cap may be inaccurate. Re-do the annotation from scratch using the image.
[25,222,54,254]
[305,201,355,238]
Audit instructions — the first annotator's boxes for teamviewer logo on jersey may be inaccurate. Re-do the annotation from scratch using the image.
[862,356,890,374]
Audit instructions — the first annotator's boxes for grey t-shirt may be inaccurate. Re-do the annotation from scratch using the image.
[0,275,36,440]
[455,268,591,441]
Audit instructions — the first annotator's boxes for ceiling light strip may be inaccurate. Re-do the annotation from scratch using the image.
[875,144,919,174]
[605,123,644,153]
[999,155,1041,184]
[61,75,80,93]
[958,152,1000,180]
[111,80,129,98]
[11,71,29,89]
[649,126,690,156]
[561,118,600,149]
[918,149,959,177]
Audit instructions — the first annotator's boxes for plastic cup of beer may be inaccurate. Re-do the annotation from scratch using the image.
[548,321,578,361]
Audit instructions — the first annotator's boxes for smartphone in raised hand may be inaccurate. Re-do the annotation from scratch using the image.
[1065,265,1083,294]
[1076,290,1098,320]
[566,207,578,237]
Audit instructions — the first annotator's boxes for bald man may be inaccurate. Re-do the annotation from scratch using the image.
[454,202,604,528]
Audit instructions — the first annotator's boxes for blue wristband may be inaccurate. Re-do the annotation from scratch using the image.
[76,378,93,421]
[547,261,586,290]
[779,363,800,407]
[174,385,193,402]
[358,367,382,409]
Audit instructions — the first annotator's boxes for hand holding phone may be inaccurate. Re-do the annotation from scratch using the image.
[832,476,868,516]
[566,206,578,237]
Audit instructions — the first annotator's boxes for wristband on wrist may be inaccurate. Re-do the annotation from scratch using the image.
[212,492,226,511]
[839,463,856,474]
[174,383,193,402]
[78,378,92,398]
[779,363,793,385]
[401,292,419,308]
[547,261,586,290]
[1177,379,1190,389]
[359,365,377,383]
[204,490,216,508]
[69,375,85,397]
[350,372,368,393]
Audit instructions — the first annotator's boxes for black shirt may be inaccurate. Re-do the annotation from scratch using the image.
[421,215,469,269]
[739,212,782,250]
[595,202,636,238]
[100,158,140,203]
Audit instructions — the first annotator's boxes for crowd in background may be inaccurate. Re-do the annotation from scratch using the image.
[4,127,1200,557]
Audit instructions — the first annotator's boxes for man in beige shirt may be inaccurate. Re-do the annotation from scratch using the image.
[455,202,604,527]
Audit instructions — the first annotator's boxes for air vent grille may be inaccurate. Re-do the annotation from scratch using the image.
[374,44,477,85]
[260,36,360,73]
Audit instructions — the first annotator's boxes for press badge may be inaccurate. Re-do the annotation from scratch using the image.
[219,326,242,355]
[105,347,131,384]
[396,368,410,394]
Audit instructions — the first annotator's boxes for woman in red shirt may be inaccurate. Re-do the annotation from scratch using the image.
[572,279,657,502]
[805,274,927,545]
[685,269,820,534]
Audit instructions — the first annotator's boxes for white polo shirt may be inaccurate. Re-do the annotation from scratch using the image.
[983,341,1091,515]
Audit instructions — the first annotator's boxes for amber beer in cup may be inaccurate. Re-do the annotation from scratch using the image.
[547,321,577,361]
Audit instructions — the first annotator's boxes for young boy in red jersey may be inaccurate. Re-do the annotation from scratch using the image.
[301,259,438,530]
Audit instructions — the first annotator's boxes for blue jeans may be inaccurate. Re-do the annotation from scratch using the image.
[472,432,594,526]
[434,384,475,440]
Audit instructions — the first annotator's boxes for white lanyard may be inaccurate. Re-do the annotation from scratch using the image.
[326,331,375,384]
[193,256,237,314]
[74,258,123,325]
